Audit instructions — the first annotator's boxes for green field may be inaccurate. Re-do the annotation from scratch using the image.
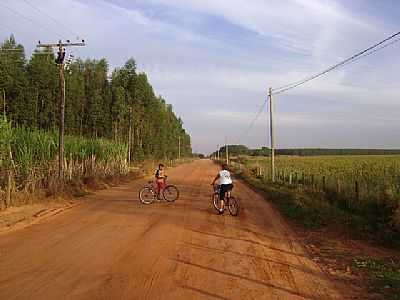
[228,154,400,245]
[235,155,400,202]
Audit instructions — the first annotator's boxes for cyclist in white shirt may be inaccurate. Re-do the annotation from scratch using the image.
[211,164,233,213]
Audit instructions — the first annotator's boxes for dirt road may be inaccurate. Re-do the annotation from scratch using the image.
[0,160,342,299]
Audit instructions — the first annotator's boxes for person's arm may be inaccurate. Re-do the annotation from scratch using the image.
[211,174,220,185]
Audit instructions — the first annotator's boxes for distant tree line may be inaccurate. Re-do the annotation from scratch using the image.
[212,145,400,157]
[212,145,270,157]
[276,149,400,156]
[0,35,191,160]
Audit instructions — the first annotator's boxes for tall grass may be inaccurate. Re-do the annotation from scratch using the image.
[0,116,12,169]
[1,117,128,205]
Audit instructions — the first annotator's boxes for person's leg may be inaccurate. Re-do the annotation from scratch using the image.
[227,184,233,198]
[157,181,163,199]
[219,185,226,212]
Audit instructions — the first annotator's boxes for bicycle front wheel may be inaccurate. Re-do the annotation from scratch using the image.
[227,196,239,216]
[139,187,155,204]
[163,185,179,202]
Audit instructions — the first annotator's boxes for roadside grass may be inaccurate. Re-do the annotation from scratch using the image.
[353,258,400,300]
[219,161,400,299]
[230,165,400,248]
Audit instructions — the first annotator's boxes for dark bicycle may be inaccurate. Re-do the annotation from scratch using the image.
[139,178,179,204]
[212,184,239,216]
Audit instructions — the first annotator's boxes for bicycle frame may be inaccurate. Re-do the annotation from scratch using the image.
[211,184,238,216]
[213,185,231,203]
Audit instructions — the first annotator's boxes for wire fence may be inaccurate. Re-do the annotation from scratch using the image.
[0,156,129,209]
[228,158,400,211]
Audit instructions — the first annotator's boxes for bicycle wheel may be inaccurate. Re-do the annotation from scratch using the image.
[212,193,220,212]
[227,196,239,216]
[139,187,155,204]
[163,185,179,202]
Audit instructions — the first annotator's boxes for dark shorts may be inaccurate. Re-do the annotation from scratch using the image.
[219,184,233,200]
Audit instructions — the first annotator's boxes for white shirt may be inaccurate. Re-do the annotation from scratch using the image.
[219,170,232,185]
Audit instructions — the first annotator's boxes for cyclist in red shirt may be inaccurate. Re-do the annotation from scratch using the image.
[155,164,166,199]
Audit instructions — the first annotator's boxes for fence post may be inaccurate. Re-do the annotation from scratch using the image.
[91,155,95,176]
[289,173,292,185]
[5,170,12,208]
[355,181,359,200]
[69,153,73,181]
[336,178,341,194]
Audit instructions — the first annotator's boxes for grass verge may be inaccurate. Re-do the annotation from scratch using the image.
[225,163,400,299]
[353,258,400,300]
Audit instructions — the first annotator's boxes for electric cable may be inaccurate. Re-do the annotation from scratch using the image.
[272,31,400,95]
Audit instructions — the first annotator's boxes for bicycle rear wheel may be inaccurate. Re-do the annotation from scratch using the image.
[139,187,155,204]
[212,193,220,212]
[163,185,179,202]
[227,196,239,216]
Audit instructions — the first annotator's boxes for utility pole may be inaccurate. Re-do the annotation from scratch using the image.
[2,89,5,117]
[37,40,85,179]
[178,135,181,160]
[128,106,132,166]
[217,144,220,161]
[225,137,229,165]
[268,87,275,182]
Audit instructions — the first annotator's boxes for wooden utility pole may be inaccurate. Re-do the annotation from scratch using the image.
[178,136,181,160]
[37,40,85,179]
[217,144,220,161]
[128,107,132,165]
[59,61,65,177]
[2,89,5,117]
[178,136,181,159]
[225,137,229,165]
[268,87,275,182]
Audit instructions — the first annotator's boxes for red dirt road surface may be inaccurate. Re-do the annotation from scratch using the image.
[0,160,342,299]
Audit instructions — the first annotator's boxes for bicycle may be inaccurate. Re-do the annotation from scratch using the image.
[212,184,239,216]
[139,178,179,204]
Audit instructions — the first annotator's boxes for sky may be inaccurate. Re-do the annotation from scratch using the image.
[0,0,399,154]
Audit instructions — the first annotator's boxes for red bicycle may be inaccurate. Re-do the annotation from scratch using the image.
[139,178,179,204]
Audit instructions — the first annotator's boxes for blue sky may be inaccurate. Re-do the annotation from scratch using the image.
[1,0,399,154]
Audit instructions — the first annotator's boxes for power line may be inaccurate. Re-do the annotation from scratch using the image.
[272,30,400,95]
[0,22,18,35]
[0,2,60,37]
[236,99,267,144]
[21,0,79,38]
[341,36,400,68]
